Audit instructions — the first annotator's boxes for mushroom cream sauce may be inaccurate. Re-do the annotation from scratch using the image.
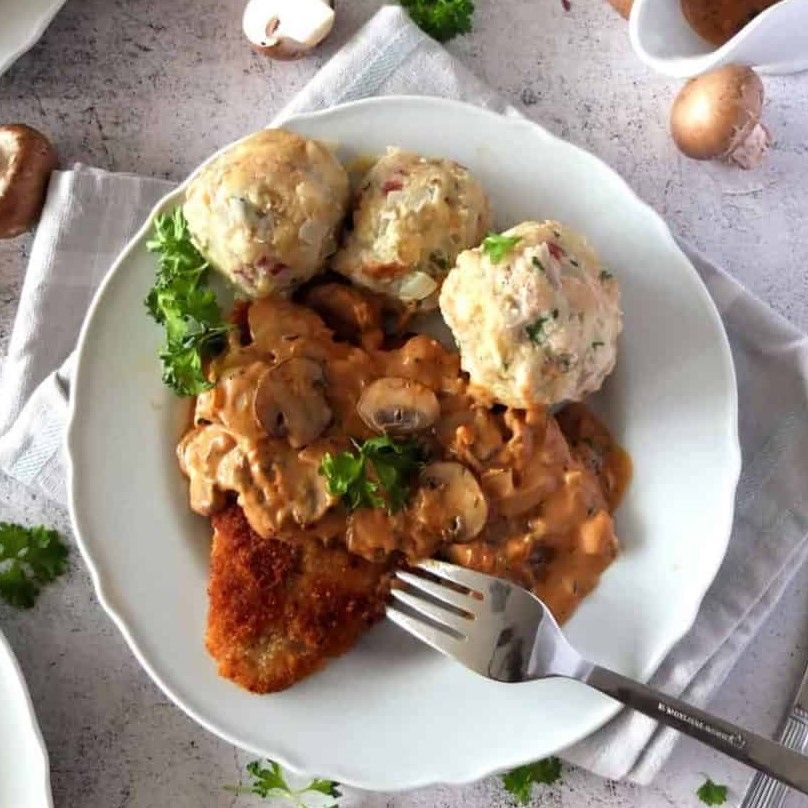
[178,283,631,624]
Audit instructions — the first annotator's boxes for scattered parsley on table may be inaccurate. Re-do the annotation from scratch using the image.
[400,0,475,42]
[320,435,426,513]
[226,759,341,807]
[145,208,230,396]
[500,756,562,805]
[0,522,68,608]
[697,777,728,805]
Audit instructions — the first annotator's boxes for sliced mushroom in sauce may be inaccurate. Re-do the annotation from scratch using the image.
[253,357,332,448]
[357,377,440,435]
[288,454,336,526]
[415,461,488,542]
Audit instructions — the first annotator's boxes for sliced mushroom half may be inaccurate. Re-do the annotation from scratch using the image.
[242,0,335,60]
[253,357,332,448]
[417,461,488,543]
[357,377,439,435]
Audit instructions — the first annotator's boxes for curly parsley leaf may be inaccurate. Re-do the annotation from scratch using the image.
[0,523,68,609]
[500,757,562,805]
[482,232,522,264]
[320,435,426,513]
[363,435,427,512]
[697,778,728,805]
[226,760,341,806]
[401,0,475,42]
[146,208,230,396]
[320,447,382,511]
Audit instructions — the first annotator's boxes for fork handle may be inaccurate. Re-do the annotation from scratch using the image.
[584,665,808,795]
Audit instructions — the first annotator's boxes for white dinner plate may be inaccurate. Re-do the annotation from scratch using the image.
[67,96,740,790]
[0,0,67,78]
[0,628,53,808]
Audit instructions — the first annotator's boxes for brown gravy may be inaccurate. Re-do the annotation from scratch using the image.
[681,0,780,46]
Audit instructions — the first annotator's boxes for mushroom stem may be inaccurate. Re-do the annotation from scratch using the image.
[727,122,771,169]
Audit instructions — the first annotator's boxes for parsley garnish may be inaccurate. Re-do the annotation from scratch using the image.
[501,757,562,804]
[525,316,550,345]
[0,522,68,608]
[599,269,614,281]
[482,232,522,264]
[145,208,230,396]
[226,760,341,807]
[401,0,475,42]
[697,778,728,805]
[531,256,545,272]
[320,435,426,513]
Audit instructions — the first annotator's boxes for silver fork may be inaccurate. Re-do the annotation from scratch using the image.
[387,561,808,795]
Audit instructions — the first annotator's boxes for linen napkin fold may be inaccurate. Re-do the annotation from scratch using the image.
[1,5,806,787]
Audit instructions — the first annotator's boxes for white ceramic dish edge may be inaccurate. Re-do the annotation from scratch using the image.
[630,0,808,78]
[0,0,68,78]
[0,628,54,808]
[66,97,742,790]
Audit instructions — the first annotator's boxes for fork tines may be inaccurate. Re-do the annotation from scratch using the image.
[387,561,490,652]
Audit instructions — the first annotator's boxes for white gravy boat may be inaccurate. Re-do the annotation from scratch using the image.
[629,0,808,77]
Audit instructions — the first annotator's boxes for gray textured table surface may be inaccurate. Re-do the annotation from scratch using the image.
[1,1,807,807]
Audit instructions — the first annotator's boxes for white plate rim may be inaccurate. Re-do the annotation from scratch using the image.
[0,0,68,78]
[0,627,54,808]
[66,95,741,790]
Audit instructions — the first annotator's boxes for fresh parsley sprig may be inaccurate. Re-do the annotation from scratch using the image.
[145,208,230,396]
[226,760,341,807]
[697,777,728,805]
[0,522,68,608]
[500,757,562,805]
[320,435,426,513]
[401,0,475,42]
[482,232,522,264]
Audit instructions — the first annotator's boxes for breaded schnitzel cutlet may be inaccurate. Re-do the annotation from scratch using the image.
[206,505,391,693]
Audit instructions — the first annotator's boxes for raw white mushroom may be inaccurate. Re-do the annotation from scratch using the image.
[242,0,335,60]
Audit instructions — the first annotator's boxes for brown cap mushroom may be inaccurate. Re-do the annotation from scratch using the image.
[0,124,57,239]
[253,357,332,448]
[416,462,488,543]
[243,0,335,60]
[670,65,771,169]
[607,0,633,19]
[357,377,440,436]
